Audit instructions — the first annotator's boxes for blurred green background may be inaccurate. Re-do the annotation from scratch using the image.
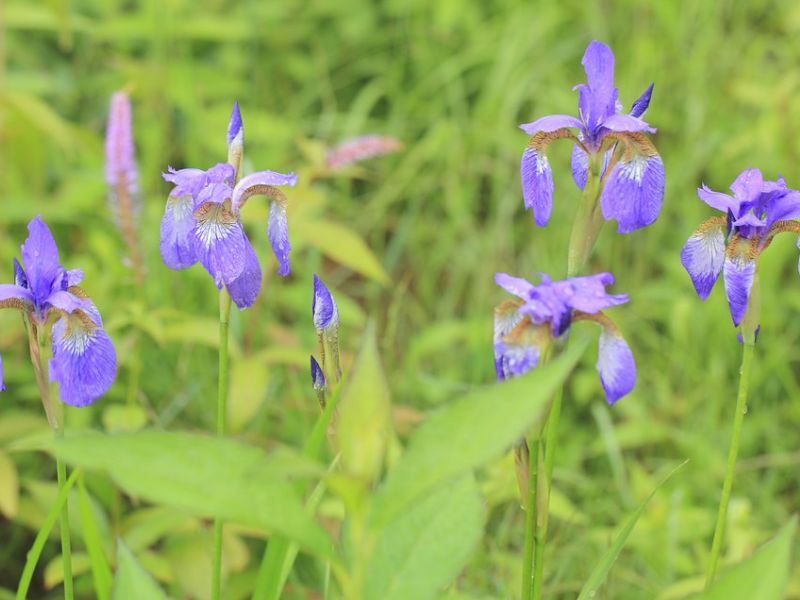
[2,0,800,598]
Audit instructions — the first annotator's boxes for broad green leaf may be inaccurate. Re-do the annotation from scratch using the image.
[370,340,587,527]
[689,516,797,600]
[228,356,269,433]
[112,541,168,600]
[56,431,332,560]
[294,219,390,285]
[337,323,392,483]
[0,450,19,518]
[362,474,485,600]
[102,405,149,433]
[577,461,688,600]
[78,476,113,600]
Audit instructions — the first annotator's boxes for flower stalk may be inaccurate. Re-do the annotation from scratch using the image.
[28,318,73,599]
[705,275,759,588]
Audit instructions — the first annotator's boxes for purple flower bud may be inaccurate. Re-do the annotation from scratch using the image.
[312,275,339,331]
[227,101,244,147]
[310,355,326,391]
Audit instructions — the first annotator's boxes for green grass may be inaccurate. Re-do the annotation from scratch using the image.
[2,0,800,598]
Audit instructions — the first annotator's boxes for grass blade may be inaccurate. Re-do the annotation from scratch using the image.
[16,469,79,600]
[577,460,689,600]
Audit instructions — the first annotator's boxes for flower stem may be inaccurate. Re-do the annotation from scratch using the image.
[705,340,755,588]
[27,318,73,599]
[56,448,74,600]
[212,289,233,600]
[531,384,563,600]
[520,438,539,600]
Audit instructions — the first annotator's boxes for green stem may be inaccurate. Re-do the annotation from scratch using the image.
[521,438,539,600]
[56,448,74,600]
[28,320,73,600]
[531,385,563,600]
[705,341,755,588]
[212,289,233,600]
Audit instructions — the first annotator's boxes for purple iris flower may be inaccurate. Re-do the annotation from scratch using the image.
[0,217,117,406]
[519,40,664,233]
[680,168,800,326]
[160,105,298,310]
[494,271,635,404]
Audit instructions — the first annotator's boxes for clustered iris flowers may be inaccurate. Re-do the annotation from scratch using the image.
[493,271,635,404]
[0,217,117,409]
[680,168,800,326]
[519,40,665,233]
[160,104,297,309]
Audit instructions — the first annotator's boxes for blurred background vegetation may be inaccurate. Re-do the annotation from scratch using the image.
[2,0,800,598]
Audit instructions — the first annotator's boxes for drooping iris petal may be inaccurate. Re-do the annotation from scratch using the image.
[723,250,756,326]
[553,272,629,313]
[231,170,298,211]
[571,144,589,190]
[225,234,262,309]
[596,329,635,404]
[160,195,198,269]
[312,275,338,331]
[192,202,247,287]
[0,284,34,308]
[680,218,725,300]
[21,216,62,304]
[600,144,665,233]
[494,342,539,380]
[50,312,117,407]
[729,168,763,204]
[494,273,536,299]
[518,115,582,136]
[629,83,654,118]
[797,236,800,274]
[520,147,554,226]
[267,200,291,276]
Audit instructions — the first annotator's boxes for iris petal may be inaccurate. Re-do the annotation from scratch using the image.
[596,329,636,404]
[21,216,62,303]
[193,202,247,287]
[225,235,262,309]
[600,143,665,233]
[521,147,554,226]
[50,311,117,407]
[160,195,198,269]
[268,200,291,276]
[518,115,582,136]
[680,218,726,300]
[723,252,756,326]
[629,83,654,118]
[571,144,589,190]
